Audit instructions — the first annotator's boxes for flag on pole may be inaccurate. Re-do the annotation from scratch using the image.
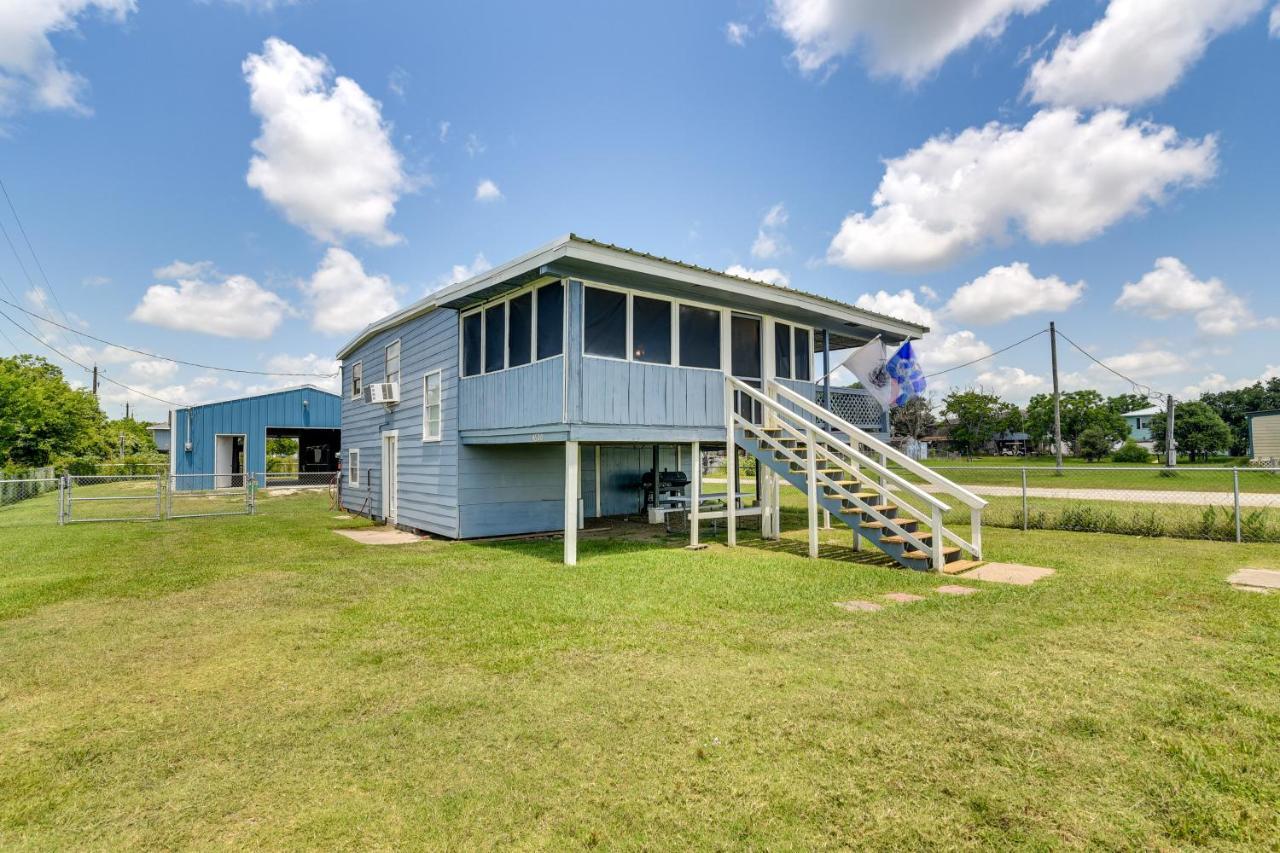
[886,341,926,406]
[842,336,894,409]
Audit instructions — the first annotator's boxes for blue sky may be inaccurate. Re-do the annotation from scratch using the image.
[1,0,1277,420]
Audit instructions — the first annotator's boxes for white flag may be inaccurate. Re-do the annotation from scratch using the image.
[843,337,893,410]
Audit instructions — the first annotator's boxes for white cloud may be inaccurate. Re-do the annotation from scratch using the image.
[770,0,1048,82]
[724,264,791,287]
[827,109,1216,271]
[1272,4,1280,35]
[387,66,409,97]
[916,330,991,372]
[1115,256,1278,336]
[300,247,398,336]
[81,274,111,287]
[974,365,1048,401]
[474,178,503,202]
[245,353,341,396]
[436,253,493,289]
[726,21,751,46]
[1091,349,1189,379]
[918,285,940,303]
[438,120,450,142]
[945,262,1084,325]
[751,202,789,259]
[243,38,408,245]
[1181,364,1280,397]
[853,288,934,327]
[209,0,300,10]
[464,133,485,158]
[131,261,290,339]
[1026,0,1265,108]
[0,0,134,115]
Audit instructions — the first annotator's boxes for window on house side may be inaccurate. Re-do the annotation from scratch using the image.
[351,361,362,398]
[385,340,401,386]
[774,323,792,380]
[679,305,720,369]
[794,328,811,381]
[584,287,627,359]
[508,292,532,367]
[462,313,482,377]
[484,305,505,373]
[536,281,563,360]
[632,295,671,364]
[348,449,360,485]
[423,372,442,441]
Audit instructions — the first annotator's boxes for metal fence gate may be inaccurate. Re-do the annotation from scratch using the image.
[61,474,165,523]
[168,473,255,519]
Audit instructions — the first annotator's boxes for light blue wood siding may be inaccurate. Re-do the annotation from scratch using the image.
[457,443,566,537]
[339,309,460,536]
[172,386,340,489]
[575,359,723,428]
[459,356,563,431]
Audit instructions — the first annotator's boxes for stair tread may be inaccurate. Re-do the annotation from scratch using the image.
[881,532,934,544]
[941,560,984,575]
[902,546,961,560]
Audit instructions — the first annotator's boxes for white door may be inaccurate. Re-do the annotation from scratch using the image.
[214,434,235,489]
[381,432,398,524]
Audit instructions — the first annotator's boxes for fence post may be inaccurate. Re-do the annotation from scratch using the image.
[57,474,65,525]
[1233,468,1241,544]
[1021,467,1028,531]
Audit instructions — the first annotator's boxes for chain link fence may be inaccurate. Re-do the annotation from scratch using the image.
[0,474,60,528]
[922,465,1280,543]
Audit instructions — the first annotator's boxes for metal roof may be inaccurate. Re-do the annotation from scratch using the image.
[1120,406,1163,417]
[336,234,929,359]
[179,384,338,411]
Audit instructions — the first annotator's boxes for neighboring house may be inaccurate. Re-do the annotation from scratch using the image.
[337,234,984,568]
[1121,405,1162,448]
[147,420,171,453]
[1247,410,1280,464]
[993,431,1030,455]
[170,386,341,490]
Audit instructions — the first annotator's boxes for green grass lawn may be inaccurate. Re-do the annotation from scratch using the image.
[2,491,1280,848]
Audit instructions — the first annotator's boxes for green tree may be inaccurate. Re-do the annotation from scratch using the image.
[1077,426,1112,462]
[942,389,1004,456]
[267,436,299,457]
[0,355,107,469]
[1200,378,1280,455]
[890,395,936,440]
[1025,389,1127,453]
[1112,439,1153,464]
[1150,401,1233,462]
[1106,393,1151,415]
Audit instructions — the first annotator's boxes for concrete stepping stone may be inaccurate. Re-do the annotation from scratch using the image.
[835,600,883,612]
[884,592,925,603]
[958,562,1054,586]
[334,528,425,545]
[936,585,978,596]
[1227,568,1280,594]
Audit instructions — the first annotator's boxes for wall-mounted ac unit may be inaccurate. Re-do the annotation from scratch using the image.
[364,382,400,404]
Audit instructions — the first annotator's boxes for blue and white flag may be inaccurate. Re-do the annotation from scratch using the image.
[886,341,926,406]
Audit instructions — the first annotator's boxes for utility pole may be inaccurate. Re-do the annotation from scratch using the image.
[124,402,130,420]
[1049,321,1063,470]
[91,364,99,396]
[1165,394,1176,468]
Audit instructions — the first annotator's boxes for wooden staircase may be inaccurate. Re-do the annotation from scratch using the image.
[725,378,988,573]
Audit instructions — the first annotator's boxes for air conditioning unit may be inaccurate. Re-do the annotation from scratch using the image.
[364,382,400,404]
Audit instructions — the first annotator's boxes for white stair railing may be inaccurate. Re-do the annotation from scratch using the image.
[726,376,964,569]
[769,380,987,559]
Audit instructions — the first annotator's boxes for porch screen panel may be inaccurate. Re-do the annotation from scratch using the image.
[794,328,811,380]
[678,305,719,369]
[632,295,671,364]
[536,281,563,360]
[584,287,626,359]
[774,322,792,379]
[508,292,532,367]
[462,313,482,377]
[731,315,761,379]
[484,306,505,373]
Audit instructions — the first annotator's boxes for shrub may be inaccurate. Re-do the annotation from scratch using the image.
[1112,440,1153,464]
[1077,427,1112,462]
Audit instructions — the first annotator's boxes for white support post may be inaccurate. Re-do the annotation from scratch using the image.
[725,381,737,547]
[931,504,945,571]
[690,440,701,547]
[970,506,982,559]
[564,440,579,566]
[806,426,819,559]
[823,508,831,529]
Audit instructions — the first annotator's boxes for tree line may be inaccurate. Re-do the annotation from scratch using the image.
[891,378,1280,462]
[0,355,163,476]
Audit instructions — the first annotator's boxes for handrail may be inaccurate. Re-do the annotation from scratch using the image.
[769,380,988,510]
[726,376,951,515]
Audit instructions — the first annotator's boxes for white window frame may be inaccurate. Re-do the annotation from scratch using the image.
[350,361,363,399]
[422,370,443,443]
[459,279,565,378]
[348,448,360,485]
[384,339,401,387]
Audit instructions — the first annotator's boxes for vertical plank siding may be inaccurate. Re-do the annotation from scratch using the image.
[458,357,564,431]
[340,309,460,537]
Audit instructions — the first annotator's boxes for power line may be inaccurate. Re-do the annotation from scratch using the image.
[924,328,1049,379]
[0,295,337,378]
[0,177,74,331]
[1054,327,1168,402]
[0,307,185,407]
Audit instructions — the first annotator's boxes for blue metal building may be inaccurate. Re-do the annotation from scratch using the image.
[170,385,341,490]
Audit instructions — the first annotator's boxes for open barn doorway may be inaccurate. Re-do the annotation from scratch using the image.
[264,427,341,487]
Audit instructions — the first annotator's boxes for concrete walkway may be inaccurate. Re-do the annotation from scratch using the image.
[950,484,1279,508]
